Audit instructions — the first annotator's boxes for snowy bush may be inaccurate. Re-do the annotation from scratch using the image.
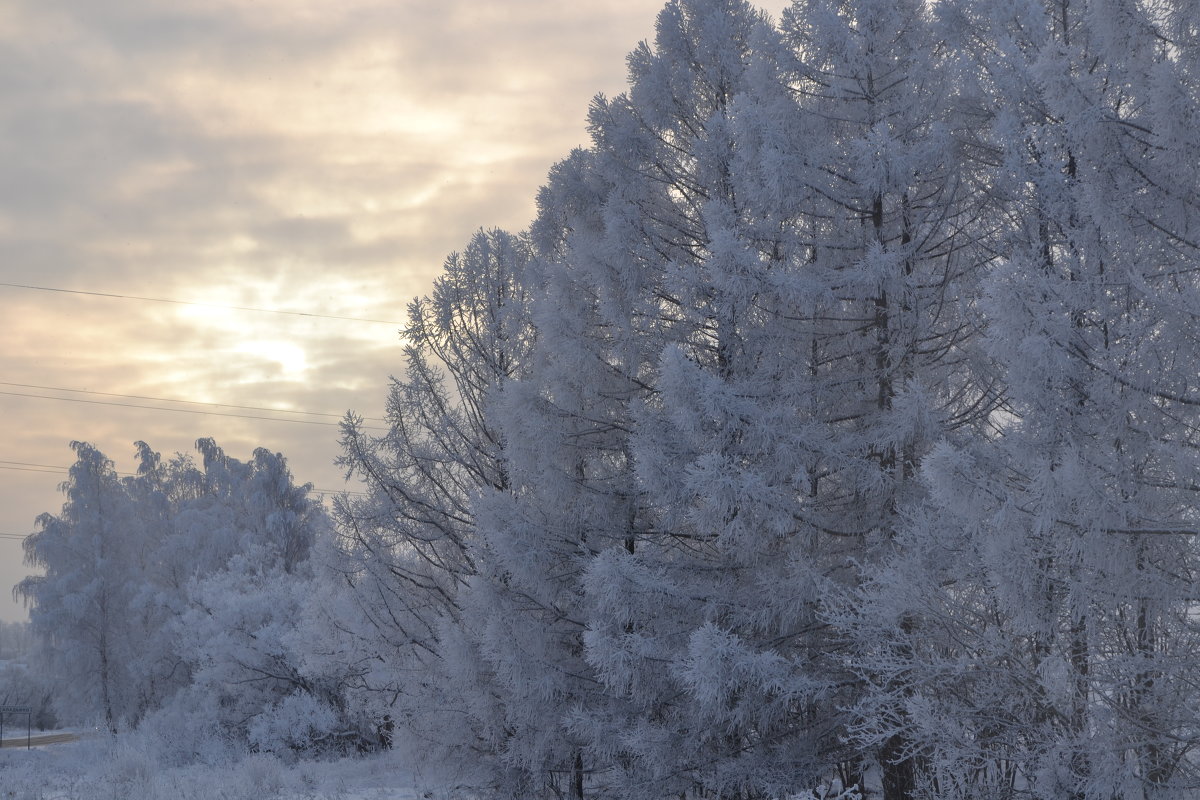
[247,693,339,758]
[131,687,239,767]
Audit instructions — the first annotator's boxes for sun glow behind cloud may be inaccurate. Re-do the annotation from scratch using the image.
[235,341,310,380]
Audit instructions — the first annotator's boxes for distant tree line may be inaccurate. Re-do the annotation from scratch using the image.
[0,620,34,661]
[0,620,55,730]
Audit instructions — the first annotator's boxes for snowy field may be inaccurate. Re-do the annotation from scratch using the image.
[0,736,430,800]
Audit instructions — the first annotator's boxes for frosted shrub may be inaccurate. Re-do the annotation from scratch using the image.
[104,745,153,797]
[132,689,238,767]
[247,692,338,757]
[239,752,286,795]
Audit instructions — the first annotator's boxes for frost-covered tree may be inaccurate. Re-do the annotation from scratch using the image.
[18,442,196,731]
[769,0,1000,796]
[843,1,1200,797]
[331,228,535,770]
[0,660,57,731]
[17,442,145,732]
[157,439,347,756]
[572,1,845,795]
[576,0,993,795]
[440,4,820,797]
[17,439,344,755]
[448,150,630,797]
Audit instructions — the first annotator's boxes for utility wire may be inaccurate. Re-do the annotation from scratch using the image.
[0,460,133,477]
[0,382,386,423]
[0,465,66,475]
[0,282,404,326]
[0,391,387,431]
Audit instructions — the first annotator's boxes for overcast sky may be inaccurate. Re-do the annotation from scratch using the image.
[0,0,787,622]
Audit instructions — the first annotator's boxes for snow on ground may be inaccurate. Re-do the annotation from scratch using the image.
[0,735,430,800]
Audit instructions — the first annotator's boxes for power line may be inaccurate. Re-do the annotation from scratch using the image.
[0,391,387,431]
[0,460,132,477]
[0,282,404,326]
[0,382,386,423]
[0,465,65,475]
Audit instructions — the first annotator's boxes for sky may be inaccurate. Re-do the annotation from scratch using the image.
[0,0,787,623]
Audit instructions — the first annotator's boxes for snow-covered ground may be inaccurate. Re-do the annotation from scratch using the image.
[0,735,430,800]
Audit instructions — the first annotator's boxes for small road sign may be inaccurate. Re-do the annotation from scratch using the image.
[0,706,32,749]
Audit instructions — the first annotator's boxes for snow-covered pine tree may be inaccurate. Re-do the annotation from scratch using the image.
[331,228,535,771]
[439,8,792,793]
[622,0,994,796]
[849,0,1200,797]
[574,1,847,796]
[443,147,644,797]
